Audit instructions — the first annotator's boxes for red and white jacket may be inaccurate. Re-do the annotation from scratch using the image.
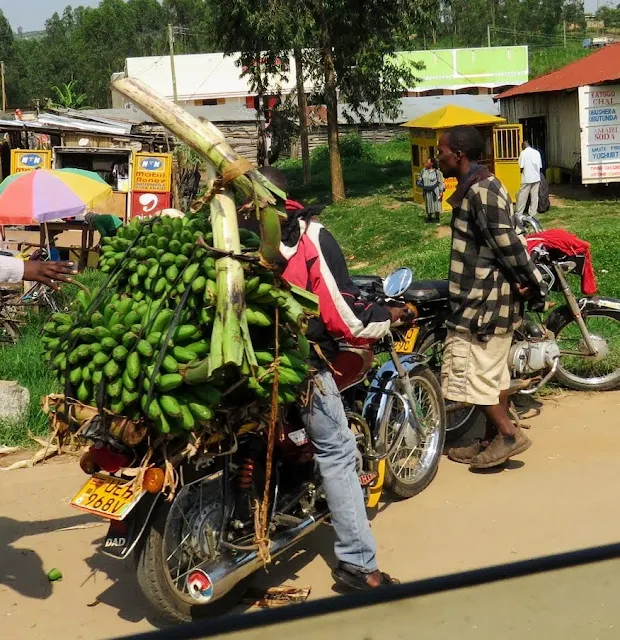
[279,200,391,360]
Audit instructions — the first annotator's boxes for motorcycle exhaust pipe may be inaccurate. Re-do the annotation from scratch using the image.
[208,511,329,602]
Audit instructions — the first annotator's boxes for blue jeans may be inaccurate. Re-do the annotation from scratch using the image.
[302,370,378,572]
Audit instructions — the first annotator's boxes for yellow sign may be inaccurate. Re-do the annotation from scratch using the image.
[10,149,52,174]
[132,152,172,193]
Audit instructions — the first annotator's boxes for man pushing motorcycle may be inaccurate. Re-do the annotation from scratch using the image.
[436,126,547,469]
[239,167,407,590]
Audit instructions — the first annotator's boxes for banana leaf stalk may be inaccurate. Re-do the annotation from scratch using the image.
[111,77,282,264]
[204,164,245,374]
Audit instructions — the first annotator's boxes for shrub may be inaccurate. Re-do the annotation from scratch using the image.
[311,133,376,167]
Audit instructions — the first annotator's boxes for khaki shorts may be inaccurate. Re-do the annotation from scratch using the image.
[441,330,512,406]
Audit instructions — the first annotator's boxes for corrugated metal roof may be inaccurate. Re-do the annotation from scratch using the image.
[80,104,259,124]
[0,114,132,136]
[496,43,620,100]
[37,113,133,136]
[401,104,505,129]
[0,118,50,131]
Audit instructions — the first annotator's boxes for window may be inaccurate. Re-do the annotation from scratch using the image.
[411,144,420,167]
[195,99,219,106]
[428,146,435,160]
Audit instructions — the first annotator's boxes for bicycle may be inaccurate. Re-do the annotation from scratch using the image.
[0,248,64,343]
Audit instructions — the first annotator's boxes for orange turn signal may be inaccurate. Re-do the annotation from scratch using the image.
[143,467,165,494]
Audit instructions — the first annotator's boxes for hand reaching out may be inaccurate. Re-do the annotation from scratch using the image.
[23,261,77,290]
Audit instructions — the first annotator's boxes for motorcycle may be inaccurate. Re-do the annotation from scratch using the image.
[353,271,475,440]
[355,223,620,440]
[67,268,446,623]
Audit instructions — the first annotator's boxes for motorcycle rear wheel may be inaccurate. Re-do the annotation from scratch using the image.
[382,366,446,499]
[416,329,479,441]
[136,486,250,623]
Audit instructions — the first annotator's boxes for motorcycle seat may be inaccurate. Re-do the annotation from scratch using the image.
[404,280,449,303]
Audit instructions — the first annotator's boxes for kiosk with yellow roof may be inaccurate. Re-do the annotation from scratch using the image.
[401,105,522,212]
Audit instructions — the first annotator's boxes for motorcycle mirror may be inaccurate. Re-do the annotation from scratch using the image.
[383,267,413,298]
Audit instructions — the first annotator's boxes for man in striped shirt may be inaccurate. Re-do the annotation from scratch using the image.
[437,126,546,470]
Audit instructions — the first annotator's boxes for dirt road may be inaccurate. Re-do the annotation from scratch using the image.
[2,391,620,640]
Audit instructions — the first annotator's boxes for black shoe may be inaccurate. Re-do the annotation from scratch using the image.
[332,562,400,591]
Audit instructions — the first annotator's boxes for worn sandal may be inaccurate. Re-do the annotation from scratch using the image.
[332,562,400,591]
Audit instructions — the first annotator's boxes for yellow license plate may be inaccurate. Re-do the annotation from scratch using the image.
[394,326,419,354]
[71,474,144,521]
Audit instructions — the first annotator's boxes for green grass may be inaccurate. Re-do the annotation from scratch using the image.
[529,44,590,79]
[0,319,60,446]
[0,268,107,447]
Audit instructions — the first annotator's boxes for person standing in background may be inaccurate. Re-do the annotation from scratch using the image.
[84,212,123,240]
[515,141,542,221]
[417,158,444,224]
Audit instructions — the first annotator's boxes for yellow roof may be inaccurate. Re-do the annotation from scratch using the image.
[401,105,506,130]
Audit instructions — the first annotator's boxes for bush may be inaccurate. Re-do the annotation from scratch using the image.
[340,133,377,161]
[311,133,377,167]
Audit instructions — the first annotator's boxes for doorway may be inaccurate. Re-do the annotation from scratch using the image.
[520,117,547,169]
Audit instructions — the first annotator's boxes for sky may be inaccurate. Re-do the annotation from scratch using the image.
[0,0,610,32]
[1,0,103,32]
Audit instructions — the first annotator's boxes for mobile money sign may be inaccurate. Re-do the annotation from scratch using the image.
[132,152,172,193]
[578,85,620,184]
[10,149,52,174]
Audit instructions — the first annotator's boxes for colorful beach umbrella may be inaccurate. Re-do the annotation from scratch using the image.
[0,168,113,225]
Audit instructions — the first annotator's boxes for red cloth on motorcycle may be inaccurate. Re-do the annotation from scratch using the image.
[526,229,597,295]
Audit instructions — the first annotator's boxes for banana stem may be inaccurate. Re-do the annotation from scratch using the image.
[203,164,244,374]
[111,77,282,265]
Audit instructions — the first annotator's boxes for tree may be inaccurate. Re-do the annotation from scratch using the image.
[562,0,585,27]
[49,80,91,109]
[0,10,13,63]
[208,0,313,179]
[0,10,15,107]
[305,0,421,200]
[210,0,420,201]
[163,0,217,52]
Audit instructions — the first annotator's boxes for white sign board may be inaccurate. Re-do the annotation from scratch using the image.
[578,85,620,184]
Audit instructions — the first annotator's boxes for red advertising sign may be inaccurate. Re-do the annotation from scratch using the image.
[130,191,171,220]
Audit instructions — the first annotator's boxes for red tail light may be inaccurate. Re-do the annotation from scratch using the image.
[81,445,132,474]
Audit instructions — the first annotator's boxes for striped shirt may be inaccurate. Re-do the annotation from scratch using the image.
[446,165,546,337]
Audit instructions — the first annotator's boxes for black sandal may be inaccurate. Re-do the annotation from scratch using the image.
[332,562,400,591]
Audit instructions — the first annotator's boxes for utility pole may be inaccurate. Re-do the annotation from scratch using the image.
[487,24,491,48]
[167,24,179,104]
[563,20,567,48]
[0,61,6,112]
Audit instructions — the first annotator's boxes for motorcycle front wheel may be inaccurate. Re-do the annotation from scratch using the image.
[381,365,446,499]
[417,329,479,441]
[552,307,620,391]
